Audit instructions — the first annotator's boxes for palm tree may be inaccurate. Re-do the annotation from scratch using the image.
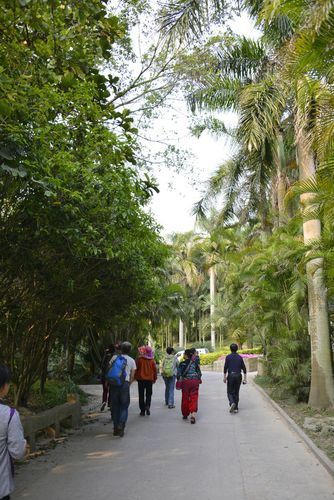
[256,0,334,408]
[169,232,204,347]
[161,0,334,406]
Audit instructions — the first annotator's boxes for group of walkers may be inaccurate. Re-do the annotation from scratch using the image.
[101,341,246,434]
[0,343,247,499]
[99,342,204,434]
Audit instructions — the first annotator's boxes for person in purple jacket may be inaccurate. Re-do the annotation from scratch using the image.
[223,344,247,413]
[0,365,26,500]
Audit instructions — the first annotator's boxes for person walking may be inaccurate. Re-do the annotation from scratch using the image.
[100,344,115,412]
[161,347,178,409]
[135,346,157,416]
[223,343,247,413]
[177,349,202,424]
[0,365,26,500]
[108,342,136,437]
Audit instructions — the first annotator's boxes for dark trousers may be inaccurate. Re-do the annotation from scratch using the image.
[227,373,242,408]
[137,380,153,412]
[101,378,109,404]
[109,382,130,429]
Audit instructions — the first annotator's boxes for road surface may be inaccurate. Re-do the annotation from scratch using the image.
[13,372,334,500]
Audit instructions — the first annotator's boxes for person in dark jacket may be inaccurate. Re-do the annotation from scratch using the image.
[177,349,202,424]
[100,344,115,412]
[223,343,247,413]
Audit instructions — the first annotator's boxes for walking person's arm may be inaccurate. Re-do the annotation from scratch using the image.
[241,358,247,384]
[176,362,183,380]
[223,356,229,383]
[129,358,137,384]
[130,368,136,384]
[8,411,26,460]
[152,359,157,383]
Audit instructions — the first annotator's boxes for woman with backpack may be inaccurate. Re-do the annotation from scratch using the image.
[177,349,202,424]
[161,347,178,409]
[135,346,157,416]
[0,365,26,500]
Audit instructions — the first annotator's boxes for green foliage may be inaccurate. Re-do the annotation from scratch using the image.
[0,0,168,405]
[30,379,87,410]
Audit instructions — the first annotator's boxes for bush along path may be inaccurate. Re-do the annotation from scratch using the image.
[13,373,334,500]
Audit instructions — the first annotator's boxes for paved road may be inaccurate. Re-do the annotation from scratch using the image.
[14,373,334,500]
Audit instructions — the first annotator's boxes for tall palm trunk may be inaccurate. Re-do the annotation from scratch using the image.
[276,133,287,226]
[296,122,334,408]
[179,318,184,348]
[210,267,216,350]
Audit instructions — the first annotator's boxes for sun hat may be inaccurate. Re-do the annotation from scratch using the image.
[138,345,154,359]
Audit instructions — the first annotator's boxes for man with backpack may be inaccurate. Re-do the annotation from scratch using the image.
[161,347,178,409]
[107,342,136,437]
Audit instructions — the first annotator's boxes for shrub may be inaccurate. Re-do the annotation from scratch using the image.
[200,347,262,365]
[29,378,87,410]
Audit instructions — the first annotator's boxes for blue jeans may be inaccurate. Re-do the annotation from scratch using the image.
[163,376,176,406]
[109,382,130,428]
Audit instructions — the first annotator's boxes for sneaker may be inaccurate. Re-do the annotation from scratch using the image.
[182,416,188,420]
[140,411,145,416]
[234,409,239,413]
[118,427,124,437]
[113,428,119,436]
[190,416,196,424]
[146,408,150,416]
[168,405,175,409]
[230,403,236,413]
[100,402,106,412]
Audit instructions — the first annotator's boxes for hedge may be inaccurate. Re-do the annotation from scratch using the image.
[199,347,262,365]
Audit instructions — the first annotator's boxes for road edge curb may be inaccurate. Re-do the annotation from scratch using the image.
[251,380,334,478]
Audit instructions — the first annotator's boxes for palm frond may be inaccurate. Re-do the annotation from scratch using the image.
[159,0,227,42]
[216,35,268,81]
[238,77,287,151]
[187,76,242,112]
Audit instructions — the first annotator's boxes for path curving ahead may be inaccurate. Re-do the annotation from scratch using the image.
[14,373,334,500]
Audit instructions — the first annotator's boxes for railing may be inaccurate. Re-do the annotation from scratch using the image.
[20,396,81,452]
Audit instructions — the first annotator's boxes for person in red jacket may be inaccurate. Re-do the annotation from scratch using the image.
[135,346,157,416]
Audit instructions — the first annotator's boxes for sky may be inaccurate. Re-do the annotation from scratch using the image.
[147,12,261,238]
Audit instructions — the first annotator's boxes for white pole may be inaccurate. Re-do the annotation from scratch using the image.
[210,267,216,350]
[179,318,184,348]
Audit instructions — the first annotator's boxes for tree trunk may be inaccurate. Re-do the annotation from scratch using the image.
[210,267,216,350]
[178,318,184,348]
[67,344,76,377]
[276,133,287,226]
[296,128,334,408]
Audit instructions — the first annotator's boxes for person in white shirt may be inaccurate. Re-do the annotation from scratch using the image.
[0,365,26,500]
[108,342,136,437]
